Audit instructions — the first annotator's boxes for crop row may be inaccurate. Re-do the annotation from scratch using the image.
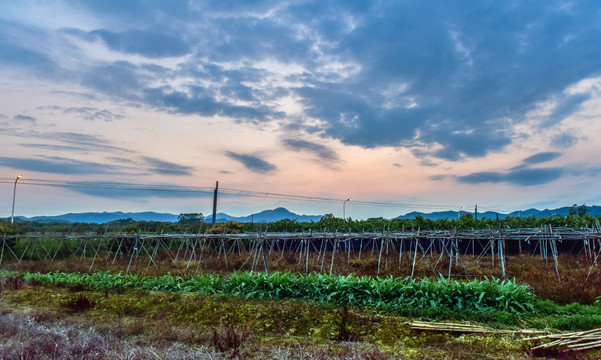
[4,270,535,314]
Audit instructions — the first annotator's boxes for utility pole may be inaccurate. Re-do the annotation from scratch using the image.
[475,204,478,220]
[211,181,219,228]
[11,174,23,224]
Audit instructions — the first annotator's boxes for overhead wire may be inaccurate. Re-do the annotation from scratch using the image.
[1,177,475,212]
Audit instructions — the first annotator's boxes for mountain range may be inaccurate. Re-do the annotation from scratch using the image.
[10,205,600,224]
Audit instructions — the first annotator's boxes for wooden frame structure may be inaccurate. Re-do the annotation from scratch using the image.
[2,226,600,280]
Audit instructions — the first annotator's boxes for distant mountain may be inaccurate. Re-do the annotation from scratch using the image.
[396,210,511,220]
[22,211,178,224]
[396,205,601,220]
[397,211,464,220]
[17,207,323,224]
[507,206,593,218]
[212,207,323,223]
[11,205,600,224]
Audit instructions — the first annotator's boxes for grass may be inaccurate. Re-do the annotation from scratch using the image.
[4,274,601,358]
[0,286,536,359]
[4,249,601,358]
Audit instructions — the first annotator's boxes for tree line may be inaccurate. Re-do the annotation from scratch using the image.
[1,205,599,235]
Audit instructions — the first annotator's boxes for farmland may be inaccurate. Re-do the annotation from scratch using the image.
[2,217,601,358]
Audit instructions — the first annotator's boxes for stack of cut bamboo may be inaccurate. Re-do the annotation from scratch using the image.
[527,328,601,351]
[407,321,546,336]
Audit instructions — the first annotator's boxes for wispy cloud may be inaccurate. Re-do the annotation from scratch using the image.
[87,29,191,58]
[458,168,564,186]
[0,156,135,175]
[20,143,91,152]
[140,156,194,176]
[544,93,591,127]
[62,181,213,199]
[282,138,340,168]
[63,107,124,122]
[13,114,36,123]
[16,131,132,154]
[553,133,579,149]
[522,152,562,165]
[458,151,565,186]
[225,151,277,174]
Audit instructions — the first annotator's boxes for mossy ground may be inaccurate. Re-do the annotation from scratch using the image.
[3,250,601,358]
[1,283,579,359]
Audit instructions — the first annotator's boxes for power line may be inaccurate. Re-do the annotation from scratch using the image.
[1,177,469,211]
[0,178,214,193]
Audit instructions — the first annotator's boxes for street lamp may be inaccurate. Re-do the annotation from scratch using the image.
[11,174,23,223]
[343,198,351,220]
[457,205,465,220]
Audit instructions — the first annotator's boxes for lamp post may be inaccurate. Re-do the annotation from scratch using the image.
[343,198,351,220]
[457,205,465,220]
[11,174,23,224]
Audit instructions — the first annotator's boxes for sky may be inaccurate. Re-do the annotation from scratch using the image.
[1,0,601,220]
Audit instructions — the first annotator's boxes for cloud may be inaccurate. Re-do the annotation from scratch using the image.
[553,133,579,149]
[544,93,591,126]
[282,138,340,166]
[522,152,562,165]
[286,1,601,160]
[143,86,278,122]
[43,132,133,154]
[0,156,135,175]
[0,20,58,75]
[88,29,191,58]
[0,153,194,177]
[66,0,194,24]
[225,151,277,174]
[13,114,36,123]
[458,150,564,186]
[140,156,194,176]
[457,168,564,186]
[3,0,601,168]
[20,143,91,152]
[81,61,143,96]
[0,126,132,153]
[393,163,402,168]
[56,181,213,200]
[4,129,132,154]
[63,107,124,122]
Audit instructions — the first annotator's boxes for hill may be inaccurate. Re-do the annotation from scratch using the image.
[10,205,600,224]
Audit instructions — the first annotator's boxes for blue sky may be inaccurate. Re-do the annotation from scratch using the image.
[1,0,600,219]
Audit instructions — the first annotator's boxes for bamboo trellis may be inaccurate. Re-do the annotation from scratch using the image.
[1,226,601,277]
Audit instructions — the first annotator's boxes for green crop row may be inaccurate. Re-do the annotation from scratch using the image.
[11,270,535,314]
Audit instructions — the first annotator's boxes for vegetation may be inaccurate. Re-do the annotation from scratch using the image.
[11,270,535,316]
[3,269,601,359]
[2,211,600,235]
[2,205,601,358]
[177,212,204,224]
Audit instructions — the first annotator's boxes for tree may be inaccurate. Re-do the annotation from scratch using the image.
[568,204,589,217]
[321,213,334,220]
[177,213,204,224]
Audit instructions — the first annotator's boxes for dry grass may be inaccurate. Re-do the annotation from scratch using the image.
[0,306,397,360]
[0,309,220,360]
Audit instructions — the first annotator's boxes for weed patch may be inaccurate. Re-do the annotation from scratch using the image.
[64,294,95,313]
[212,324,250,357]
